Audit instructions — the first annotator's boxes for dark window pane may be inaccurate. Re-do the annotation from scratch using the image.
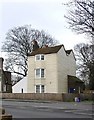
[41,55,44,60]
[41,69,44,77]
[41,85,44,93]
[36,85,40,93]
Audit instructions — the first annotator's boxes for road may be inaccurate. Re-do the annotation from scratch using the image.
[2,99,93,119]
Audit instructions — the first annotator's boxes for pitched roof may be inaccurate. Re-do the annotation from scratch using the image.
[28,45,63,56]
[66,50,72,55]
[68,75,84,83]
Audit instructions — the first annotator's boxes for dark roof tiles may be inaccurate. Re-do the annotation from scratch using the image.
[68,75,84,83]
[66,50,72,55]
[28,44,74,57]
[28,45,63,56]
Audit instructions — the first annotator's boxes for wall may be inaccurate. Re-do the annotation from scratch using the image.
[1,93,63,101]
[45,53,58,93]
[67,51,76,76]
[1,93,93,102]
[57,47,76,93]
[57,47,68,93]
[27,53,58,93]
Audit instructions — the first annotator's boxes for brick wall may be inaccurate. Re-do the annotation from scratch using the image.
[1,93,93,101]
[1,93,63,101]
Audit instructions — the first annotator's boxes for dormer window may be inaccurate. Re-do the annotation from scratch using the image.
[35,54,44,61]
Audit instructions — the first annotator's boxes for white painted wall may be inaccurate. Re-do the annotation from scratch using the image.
[12,77,27,93]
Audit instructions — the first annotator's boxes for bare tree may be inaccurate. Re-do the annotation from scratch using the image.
[64,0,94,38]
[74,43,94,89]
[64,0,94,89]
[2,25,58,85]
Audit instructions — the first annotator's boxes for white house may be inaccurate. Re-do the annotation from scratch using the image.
[27,43,83,93]
[12,77,27,93]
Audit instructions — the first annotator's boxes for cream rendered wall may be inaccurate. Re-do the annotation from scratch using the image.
[27,53,58,93]
[45,54,58,93]
[57,47,76,93]
[57,47,68,93]
[67,52,76,76]
[27,56,35,93]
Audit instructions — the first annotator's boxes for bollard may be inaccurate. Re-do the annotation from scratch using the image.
[0,108,5,114]
[1,114,12,120]
[75,97,78,102]
[0,108,12,120]
[75,97,80,102]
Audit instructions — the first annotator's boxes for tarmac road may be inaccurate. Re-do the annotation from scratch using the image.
[2,99,94,119]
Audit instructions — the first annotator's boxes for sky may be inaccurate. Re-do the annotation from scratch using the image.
[0,0,88,58]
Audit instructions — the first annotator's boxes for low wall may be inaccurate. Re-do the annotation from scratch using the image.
[1,93,64,101]
[0,93,93,102]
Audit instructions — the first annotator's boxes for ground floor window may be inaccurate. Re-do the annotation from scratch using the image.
[3,84,7,92]
[35,85,45,93]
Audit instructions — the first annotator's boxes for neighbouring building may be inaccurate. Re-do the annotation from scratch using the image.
[27,42,84,93]
[0,57,12,93]
[12,77,27,93]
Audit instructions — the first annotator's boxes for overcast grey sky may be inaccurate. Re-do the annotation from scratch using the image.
[0,0,88,57]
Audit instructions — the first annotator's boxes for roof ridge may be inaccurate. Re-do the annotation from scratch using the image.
[41,44,63,49]
[28,44,63,56]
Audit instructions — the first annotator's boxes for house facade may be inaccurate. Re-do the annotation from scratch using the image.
[27,44,83,93]
[0,57,12,93]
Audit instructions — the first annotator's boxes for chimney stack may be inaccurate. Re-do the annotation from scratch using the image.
[0,57,4,70]
[32,40,39,51]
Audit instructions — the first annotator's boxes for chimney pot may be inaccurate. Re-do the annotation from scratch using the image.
[32,40,39,51]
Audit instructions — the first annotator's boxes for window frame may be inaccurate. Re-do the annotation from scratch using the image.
[35,68,45,78]
[35,85,40,93]
[35,54,45,61]
[35,85,45,93]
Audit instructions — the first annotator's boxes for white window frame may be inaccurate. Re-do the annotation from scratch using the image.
[35,54,45,61]
[35,68,45,78]
[35,85,45,93]
[35,85,40,93]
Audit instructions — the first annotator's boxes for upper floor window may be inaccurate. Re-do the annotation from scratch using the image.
[35,54,44,61]
[35,68,45,78]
